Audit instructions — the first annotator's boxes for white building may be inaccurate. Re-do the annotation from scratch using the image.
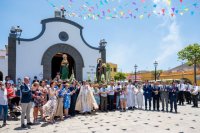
[8,14,106,82]
[0,49,8,81]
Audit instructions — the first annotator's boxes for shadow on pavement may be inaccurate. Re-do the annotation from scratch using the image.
[41,123,49,127]
[14,125,31,130]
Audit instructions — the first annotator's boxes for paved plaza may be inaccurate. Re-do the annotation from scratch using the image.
[0,104,199,133]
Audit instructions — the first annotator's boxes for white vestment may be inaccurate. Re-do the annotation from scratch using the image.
[137,87,144,108]
[82,87,91,112]
[75,85,98,113]
[126,84,135,107]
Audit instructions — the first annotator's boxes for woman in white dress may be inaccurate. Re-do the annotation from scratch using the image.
[43,81,58,124]
[136,84,144,109]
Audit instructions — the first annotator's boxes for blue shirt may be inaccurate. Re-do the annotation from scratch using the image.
[143,84,152,97]
[20,84,32,103]
[169,86,179,98]
[58,88,66,97]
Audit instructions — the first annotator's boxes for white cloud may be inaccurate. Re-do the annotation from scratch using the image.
[155,20,183,65]
[105,0,184,72]
[152,0,183,67]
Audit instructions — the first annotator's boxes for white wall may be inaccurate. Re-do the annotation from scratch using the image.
[16,21,101,81]
[0,56,8,80]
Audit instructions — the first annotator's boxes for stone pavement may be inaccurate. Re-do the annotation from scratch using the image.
[0,104,199,133]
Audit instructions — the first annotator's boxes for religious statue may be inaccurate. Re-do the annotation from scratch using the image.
[96,59,102,83]
[102,63,107,81]
[60,54,69,80]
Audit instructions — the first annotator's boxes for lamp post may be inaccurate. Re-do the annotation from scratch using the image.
[99,39,107,63]
[99,39,107,81]
[181,61,184,79]
[154,61,158,81]
[192,56,197,84]
[134,64,138,83]
[10,26,22,44]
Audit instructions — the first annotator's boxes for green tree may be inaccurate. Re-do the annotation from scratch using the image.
[114,72,126,81]
[178,43,200,83]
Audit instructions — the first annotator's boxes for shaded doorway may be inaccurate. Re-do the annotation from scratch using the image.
[51,53,75,79]
[0,71,3,81]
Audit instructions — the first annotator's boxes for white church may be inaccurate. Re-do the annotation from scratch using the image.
[7,11,106,82]
[0,48,8,81]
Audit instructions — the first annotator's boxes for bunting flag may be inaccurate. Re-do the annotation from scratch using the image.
[45,0,200,20]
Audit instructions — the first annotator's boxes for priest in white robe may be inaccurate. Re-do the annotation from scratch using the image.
[75,82,98,114]
[126,81,135,110]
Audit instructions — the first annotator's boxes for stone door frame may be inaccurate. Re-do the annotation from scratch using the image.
[41,43,84,81]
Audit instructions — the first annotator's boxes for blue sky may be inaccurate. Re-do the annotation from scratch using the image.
[0,0,200,73]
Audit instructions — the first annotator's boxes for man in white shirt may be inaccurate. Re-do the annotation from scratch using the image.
[100,84,108,112]
[107,82,115,111]
[191,83,199,108]
[185,83,192,104]
[0,81,8,127]
[178,82,185,105]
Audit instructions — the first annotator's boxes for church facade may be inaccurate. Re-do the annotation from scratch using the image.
[8,17,106,82]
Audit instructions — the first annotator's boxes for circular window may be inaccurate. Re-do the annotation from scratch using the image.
[59,31,69,41]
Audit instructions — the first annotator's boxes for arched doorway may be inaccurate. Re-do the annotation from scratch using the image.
[51,53,75,79]
[41,43,84,81]
[0,71,3,81]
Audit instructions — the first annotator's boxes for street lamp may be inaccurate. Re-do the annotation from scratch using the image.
[99,39,107,81]
[192,56,197,84]
[99,39,107,63]
[181,61,185,79]
[154,61,158,81]
[10,26,22,44]
[99,39,107,47]
[134,64,138,82]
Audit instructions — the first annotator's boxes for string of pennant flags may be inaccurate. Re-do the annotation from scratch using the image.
[46,0,200,20]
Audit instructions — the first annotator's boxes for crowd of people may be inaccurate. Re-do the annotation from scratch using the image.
[0,76,199,129]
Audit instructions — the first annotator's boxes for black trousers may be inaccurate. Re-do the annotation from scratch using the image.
[184,91,191,104]
[69,95,77,116]
[108,95,114,111]
[192,94,199,107]
[144,96,151,109]
[178,91,184,105]
[153,96,159,110]
[170,97,177,111]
